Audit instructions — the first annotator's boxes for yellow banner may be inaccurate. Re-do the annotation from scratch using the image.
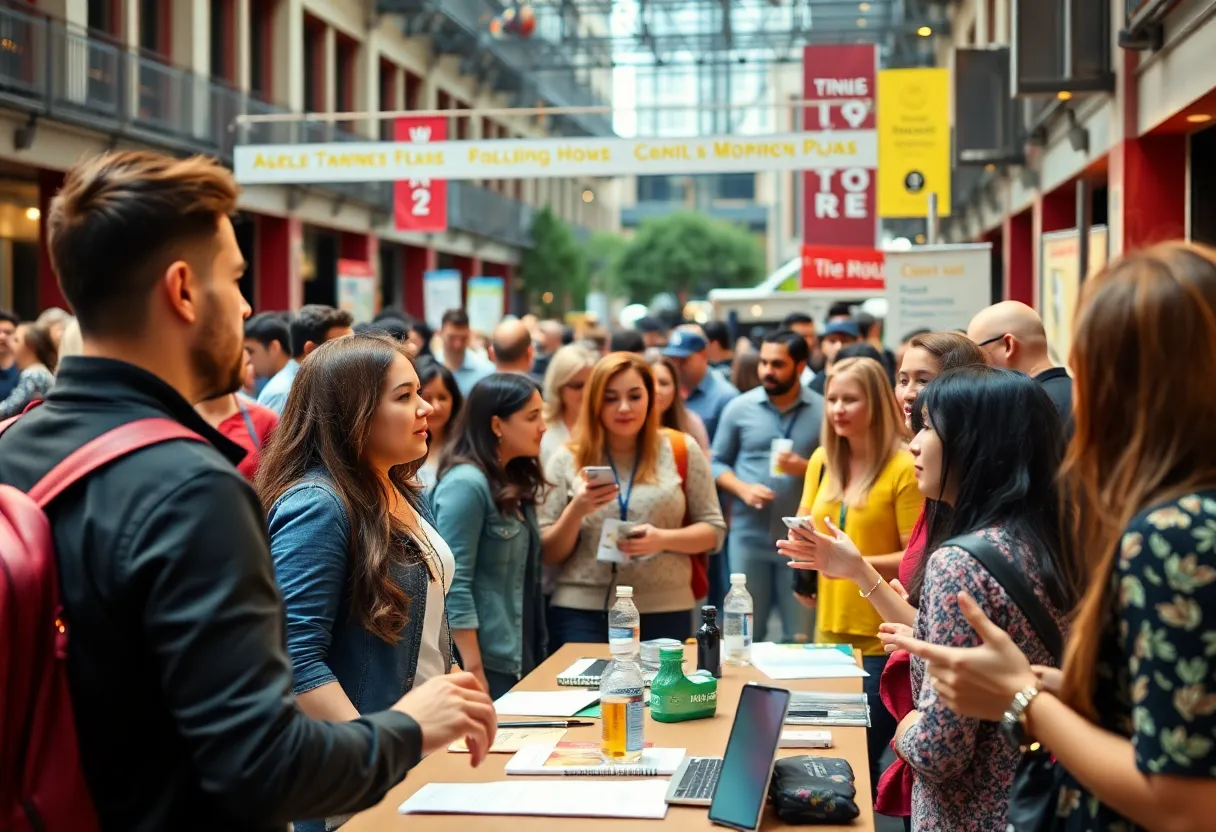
[877,68,951,219]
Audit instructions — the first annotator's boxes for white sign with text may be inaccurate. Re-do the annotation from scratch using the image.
[883,244,993,348]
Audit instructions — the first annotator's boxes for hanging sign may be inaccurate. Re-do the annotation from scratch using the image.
[393,116,448,233]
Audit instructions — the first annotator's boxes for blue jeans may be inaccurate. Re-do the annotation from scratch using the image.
[548,606,693,652]
[863,654,895,800]
[484,668,519,701]
[740,556,814,642]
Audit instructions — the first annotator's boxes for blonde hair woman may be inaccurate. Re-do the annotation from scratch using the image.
[795,356,922,795]
[539,352,726,649]
[540,344,597,466]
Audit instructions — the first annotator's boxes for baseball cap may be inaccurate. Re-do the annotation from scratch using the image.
[822,320,861,340]
[661,330,708,358]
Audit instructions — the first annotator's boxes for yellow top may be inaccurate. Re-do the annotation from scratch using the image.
[798,446,923,656]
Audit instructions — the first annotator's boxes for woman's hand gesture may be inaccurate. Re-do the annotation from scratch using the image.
[776,515,866,583]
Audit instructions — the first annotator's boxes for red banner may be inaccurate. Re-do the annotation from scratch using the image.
[802,44,877,248]
[394,117,448,233]
[801,244,885,291]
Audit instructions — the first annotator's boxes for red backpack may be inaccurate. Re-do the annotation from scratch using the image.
[0,413,204,832]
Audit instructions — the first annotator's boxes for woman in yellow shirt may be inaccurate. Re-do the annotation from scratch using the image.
[790,356,923,796]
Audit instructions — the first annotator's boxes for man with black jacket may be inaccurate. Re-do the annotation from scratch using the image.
[0,151,496,831]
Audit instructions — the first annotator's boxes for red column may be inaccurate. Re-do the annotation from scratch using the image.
[37,169,67,312]
[1110,134,1187,252]
[256,215,303,311]
[339,230,376,263]
[1003,209,1033,305]
[403,244,435,319]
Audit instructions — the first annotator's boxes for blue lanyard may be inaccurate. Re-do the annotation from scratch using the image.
[606,455,640,521]
[779,402,806,440]
[838,502,848,532]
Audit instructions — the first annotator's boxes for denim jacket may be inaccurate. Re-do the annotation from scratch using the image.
[430,464,546,678]
[267,474,451,716]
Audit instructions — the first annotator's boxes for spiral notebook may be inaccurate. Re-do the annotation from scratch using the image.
[556,658,656,687]
[504,742,685,776]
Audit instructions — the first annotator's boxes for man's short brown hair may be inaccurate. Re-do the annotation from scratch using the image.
[47,151,239,336]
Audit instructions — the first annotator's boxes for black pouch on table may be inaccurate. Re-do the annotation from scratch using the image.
[768,756,860,824]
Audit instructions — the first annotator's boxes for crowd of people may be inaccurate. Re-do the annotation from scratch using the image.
[2,150,1214,832]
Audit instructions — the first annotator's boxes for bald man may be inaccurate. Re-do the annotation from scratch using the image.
[490,318,537,377]
[967,301,1074,428]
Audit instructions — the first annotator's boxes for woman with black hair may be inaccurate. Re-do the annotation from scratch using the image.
[431,373,548,698]
[892,366,1082,831]
[414,357,463,488]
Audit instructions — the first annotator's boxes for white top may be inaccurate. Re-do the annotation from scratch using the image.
[412,515,455,687]
[540,420,571,468]
[417,458,438,489]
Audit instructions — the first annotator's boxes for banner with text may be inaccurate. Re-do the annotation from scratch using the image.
[394,117,447,233]
[877,68,951,218]
[801,244,886,291]
[466,277,506,335]
[884,244,993,346]
[337,258,377,324]
[802,44,878,248]
[233,130,878,184]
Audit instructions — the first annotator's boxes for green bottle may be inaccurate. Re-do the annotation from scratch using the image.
[650,645,718,723]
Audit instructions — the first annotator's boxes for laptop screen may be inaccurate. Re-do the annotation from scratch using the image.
[708,684,791,831]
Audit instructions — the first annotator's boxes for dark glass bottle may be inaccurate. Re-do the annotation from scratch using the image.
[696,605,722,678]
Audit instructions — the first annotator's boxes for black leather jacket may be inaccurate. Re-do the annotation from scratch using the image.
[0,357,422,831]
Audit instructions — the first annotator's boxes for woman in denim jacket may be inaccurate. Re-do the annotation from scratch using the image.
[431,373,548,699]
[258,336,453,832]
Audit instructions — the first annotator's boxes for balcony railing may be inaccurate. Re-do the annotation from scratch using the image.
[0,3,586,250]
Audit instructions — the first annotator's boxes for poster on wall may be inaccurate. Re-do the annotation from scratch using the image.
[883,244,993,347]
[423,269,463,331]
[1040,226,1108,367]
[336,259,377,324]
[876,67,951,218]
[394,116,448,233]
[802,43,878,248]
[466,277,505,335]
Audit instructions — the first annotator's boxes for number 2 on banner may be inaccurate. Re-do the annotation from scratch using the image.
[394,118,448,233]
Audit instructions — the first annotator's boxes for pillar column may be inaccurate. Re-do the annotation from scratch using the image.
[256,215,303,311]
[1109,134,1187,257]
[1003,209,1033,304]
[37,169,68,312]
[403,244,436,320]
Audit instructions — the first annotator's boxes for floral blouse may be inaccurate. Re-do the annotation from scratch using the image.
[0,364,53,419]
[1054,493,1216,830]
[896,525,1068,832]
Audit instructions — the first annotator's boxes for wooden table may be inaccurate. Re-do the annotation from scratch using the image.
[345,643,875,831]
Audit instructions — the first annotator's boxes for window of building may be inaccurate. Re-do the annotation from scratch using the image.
[302,15,325,112]
[209,0,235,84]
[249,0,272,101]
[717,173,755,201]
[139,0,165,55]
[335,34,356,115]
[379,60,397,141]
[87,0,119,37]
[638,175,680,203]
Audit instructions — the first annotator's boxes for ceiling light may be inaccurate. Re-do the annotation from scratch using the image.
[1187,113,1212,123]
[859,2,870,10]
[985,163,997,172]
[1057,90,1073,101]
[24,206,39,221]
[914,233,926,244]
[857,17,868,27]
[542,291,554,304]
[917,26,933,37]
[582,188,595,203]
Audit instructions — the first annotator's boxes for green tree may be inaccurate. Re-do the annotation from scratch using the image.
[615,211,766,303]
[520,206,587,315]
[584,230,628,297]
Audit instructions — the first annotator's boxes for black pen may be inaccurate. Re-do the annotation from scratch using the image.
[496,720,595,728]
[787,710,830,717]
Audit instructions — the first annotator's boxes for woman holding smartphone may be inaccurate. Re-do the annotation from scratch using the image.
[539,352,726,649]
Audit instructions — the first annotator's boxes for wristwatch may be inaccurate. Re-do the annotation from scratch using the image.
[1001,680,1043,752]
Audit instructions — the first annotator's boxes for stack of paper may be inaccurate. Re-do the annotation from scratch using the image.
[493,690,601,717]
[751,642,869,680]
[785,691,871,727]
[399,780,671,819]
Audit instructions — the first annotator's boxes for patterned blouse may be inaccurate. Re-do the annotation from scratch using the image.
[0,364,53,419]
[1054,493,1216,830]
[895,525,1068,832]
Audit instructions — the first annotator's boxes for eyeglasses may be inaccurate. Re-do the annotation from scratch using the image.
[975,334,1005,348]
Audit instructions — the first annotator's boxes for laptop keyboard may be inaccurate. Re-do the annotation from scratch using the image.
[674,758,722,801]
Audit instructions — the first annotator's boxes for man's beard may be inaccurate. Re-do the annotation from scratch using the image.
[191,305,246,402]
[762,375,796,397]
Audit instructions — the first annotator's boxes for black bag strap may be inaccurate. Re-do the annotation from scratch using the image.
[943,532,1064,664]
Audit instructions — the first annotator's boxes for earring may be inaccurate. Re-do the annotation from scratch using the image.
[496,435,503,444]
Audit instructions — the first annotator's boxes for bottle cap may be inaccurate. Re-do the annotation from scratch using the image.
[701,605,717,617]
[616,585,634,598]
[730,573,746,584]
[659,645,684,658]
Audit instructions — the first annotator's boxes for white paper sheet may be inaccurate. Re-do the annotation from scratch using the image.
[398,780,671,819]
[492,690,601,717]
[750,642,870,680]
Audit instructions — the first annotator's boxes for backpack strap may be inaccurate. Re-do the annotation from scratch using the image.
[665,427,689,484]
[943,532,1064,663]
[28,417,206,509]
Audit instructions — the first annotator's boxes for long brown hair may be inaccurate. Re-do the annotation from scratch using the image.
[571,352,662,483]
[648,354,693,433]
[907,331,985,371]
[17,322,58,373]
[1061,242,1216,717]
[257,334,425,644]
[821,356,904,507]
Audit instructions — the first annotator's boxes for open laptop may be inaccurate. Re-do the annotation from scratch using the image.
[665,683,791,831]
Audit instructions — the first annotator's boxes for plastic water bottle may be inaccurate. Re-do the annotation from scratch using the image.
[608,585,640,660]
[723,573,754,666]
[600,651,645,762]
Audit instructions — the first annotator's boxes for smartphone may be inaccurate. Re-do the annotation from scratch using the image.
[793,569,819,597]
[781,516,812,531]
[582,466,616,487]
